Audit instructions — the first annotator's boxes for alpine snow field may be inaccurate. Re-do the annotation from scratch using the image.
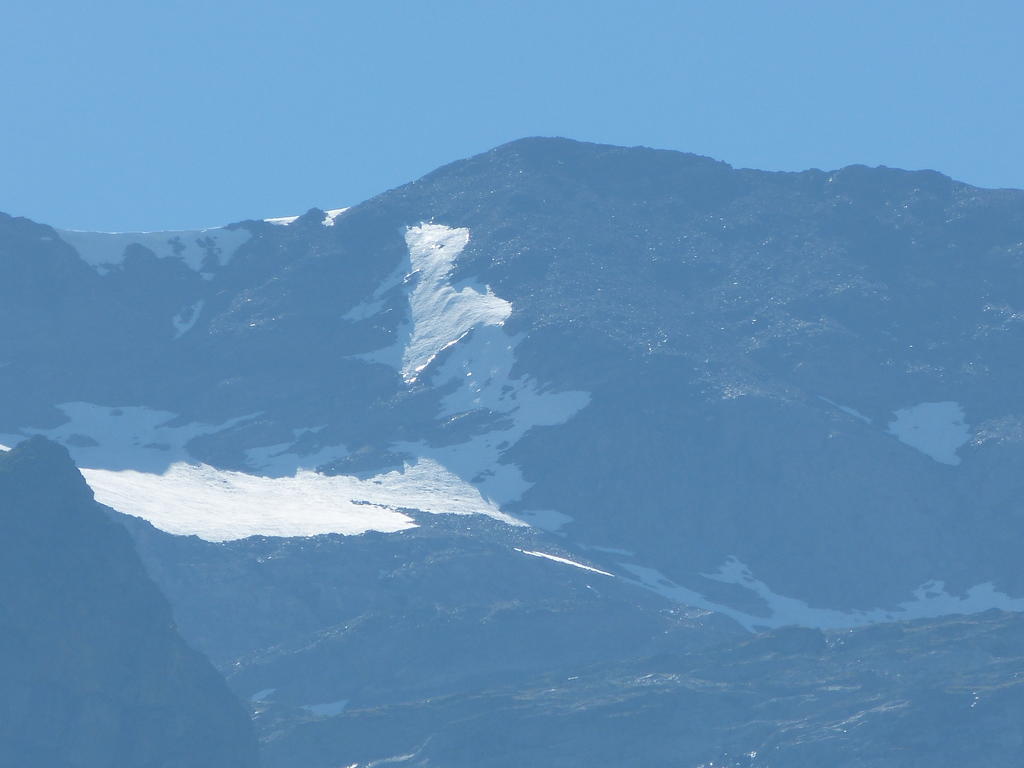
[3,138,1024,766]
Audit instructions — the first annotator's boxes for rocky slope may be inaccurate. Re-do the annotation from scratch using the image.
[2,137,1024,764]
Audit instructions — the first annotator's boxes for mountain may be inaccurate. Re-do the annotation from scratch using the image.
[0,437,259,767]
[2,136,1024,764]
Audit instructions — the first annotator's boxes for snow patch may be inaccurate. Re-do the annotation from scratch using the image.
[58,226,251,276]
[401,224,511,382]
[264,215,299,226]
[514,549,614,577]
[4,402,524,541]
[322,208,348,226]
[887,401,970,465]
[623,556,1024,632]
[82,463,416,540]
[83,455,522,542]
[172,300,204,339]
[301,699,348,716]
[398,325,589,506]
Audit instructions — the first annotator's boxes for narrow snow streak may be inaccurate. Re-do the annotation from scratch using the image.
[264,215,299,226]
[515,548,614,577]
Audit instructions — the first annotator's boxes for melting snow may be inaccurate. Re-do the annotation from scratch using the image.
[58,226,251,276]
[514,549,614,577]
[400,324,589,507]
[887,401,970,465]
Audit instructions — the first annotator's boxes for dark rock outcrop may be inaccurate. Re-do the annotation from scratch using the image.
[0,437,258,767]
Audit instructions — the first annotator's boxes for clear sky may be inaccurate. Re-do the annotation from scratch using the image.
[2,0,1021,231]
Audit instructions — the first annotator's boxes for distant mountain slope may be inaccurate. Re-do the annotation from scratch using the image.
[3,137,1023,624]
[4,136,1024,766]
[0,437,258,768]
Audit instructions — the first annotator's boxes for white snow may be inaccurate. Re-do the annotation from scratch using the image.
[82,454,524,542]
[58,226,251,276]
[264,215,300,226]
[398,325,589,507]
[172,300,204,339]
[3,401,524,541]
[264,208,346,227]
[322,208,348,226]
[400,224,511,382]
[301,699,349,716]
[0,443,9,452]
[514,549,614,577]
[82,463,417,541]
[348,222,588,524]
[249,688,276,702]
[622,556,1024,632]
[887,401,970,465]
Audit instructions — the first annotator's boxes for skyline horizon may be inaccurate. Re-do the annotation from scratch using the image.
[12,134,1020,234]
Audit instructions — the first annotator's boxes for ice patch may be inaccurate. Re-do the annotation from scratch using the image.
[401,224,511,382]
[887,401,970,465]
[623,556,1024,632]
[58,226,251,276]
[514,549,614,577]
[301,699,348,716]
[172,300,204,339]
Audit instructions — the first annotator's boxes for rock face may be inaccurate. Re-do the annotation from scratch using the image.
[0,437,258,768]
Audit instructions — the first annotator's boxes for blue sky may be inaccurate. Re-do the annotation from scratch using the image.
[2,0,1021,231]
